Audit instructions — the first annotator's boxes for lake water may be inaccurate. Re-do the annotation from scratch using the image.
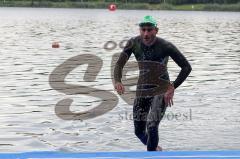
[0,7,239,152]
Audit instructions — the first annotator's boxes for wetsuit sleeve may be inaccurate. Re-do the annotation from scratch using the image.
[165,42,192,89]
[114,39,134,83]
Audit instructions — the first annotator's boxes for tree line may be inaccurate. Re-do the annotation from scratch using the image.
[88,0,239,4]
[151,0,239,4]
[6,0,239,5]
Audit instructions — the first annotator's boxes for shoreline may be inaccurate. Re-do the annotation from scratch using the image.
[0,2,239,12]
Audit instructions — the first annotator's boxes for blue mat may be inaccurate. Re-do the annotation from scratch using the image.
[1,151,240,159]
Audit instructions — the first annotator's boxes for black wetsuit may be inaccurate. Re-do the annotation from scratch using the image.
[114,36,192,151]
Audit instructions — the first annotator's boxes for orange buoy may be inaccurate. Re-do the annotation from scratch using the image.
[52,42,60,48]
[108,3,116,11]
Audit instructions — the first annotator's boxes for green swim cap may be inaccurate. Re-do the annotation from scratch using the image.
[139,15,157,28]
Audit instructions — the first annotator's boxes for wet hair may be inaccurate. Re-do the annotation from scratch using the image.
[139,22,155,27]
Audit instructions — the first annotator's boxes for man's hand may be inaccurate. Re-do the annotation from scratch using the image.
[114,82,125,95]
[164,84,175,107]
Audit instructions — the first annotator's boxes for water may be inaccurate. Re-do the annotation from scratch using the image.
[0,7,239,152]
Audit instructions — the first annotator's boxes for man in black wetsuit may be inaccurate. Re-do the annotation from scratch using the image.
[114,15,192,151]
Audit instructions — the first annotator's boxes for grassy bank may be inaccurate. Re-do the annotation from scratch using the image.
[0,1,239,11]
[173,3,240,11]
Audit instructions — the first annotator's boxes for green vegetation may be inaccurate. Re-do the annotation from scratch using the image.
[202,3,240,11]
[172,3,240,11]
[173,4,205,10]
[0,0,239,11]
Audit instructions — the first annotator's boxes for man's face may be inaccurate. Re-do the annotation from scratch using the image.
[139,25,158,45]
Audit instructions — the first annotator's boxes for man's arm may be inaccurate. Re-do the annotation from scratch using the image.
[166,42,192,89]
[113,39,134,94]
[163,42,192,107]
[114,53,129,83]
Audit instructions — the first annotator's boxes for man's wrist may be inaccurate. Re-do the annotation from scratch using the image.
[170,82,175,89]
[114,80,122,84]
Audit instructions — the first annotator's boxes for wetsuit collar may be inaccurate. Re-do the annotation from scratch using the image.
[141,37,157,47]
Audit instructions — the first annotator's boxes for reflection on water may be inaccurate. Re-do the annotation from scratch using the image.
[0,8,239,152]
